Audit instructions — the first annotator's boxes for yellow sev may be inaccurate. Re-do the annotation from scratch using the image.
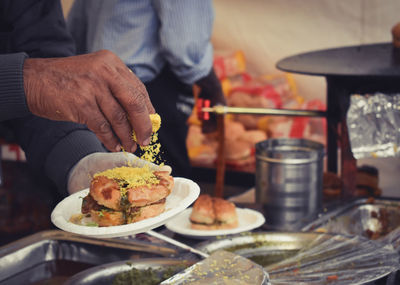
[131,113,163,164]
[94,166,159,189]
[96,113,163,193]
[131,113,161,142]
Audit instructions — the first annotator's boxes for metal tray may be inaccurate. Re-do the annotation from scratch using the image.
[65,258,194,285]
[195,232,400,284]
[196,231,308,267]
[302,197,400,240]
[0,230,180,285]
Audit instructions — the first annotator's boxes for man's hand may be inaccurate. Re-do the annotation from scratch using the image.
[195,68,226,133]
[23,50,155,153]
[67,152,172,194]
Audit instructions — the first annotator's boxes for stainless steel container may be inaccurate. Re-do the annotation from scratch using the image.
[255,138,324,230]
[302,197,400,242]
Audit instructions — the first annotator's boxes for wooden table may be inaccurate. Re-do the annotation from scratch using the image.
[276,42,400,198]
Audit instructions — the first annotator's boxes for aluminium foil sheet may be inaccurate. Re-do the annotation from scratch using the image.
[302,197,400,245]
[0,230,180,285]
[194,231,400,284]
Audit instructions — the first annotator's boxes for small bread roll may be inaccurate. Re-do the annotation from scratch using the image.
[190,194,216,225]
[190,194,238,230]
[213,197,239,229]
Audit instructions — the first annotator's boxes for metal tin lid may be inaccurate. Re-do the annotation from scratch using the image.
[255,138,324,165]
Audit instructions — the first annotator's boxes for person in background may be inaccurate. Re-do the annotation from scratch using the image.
[67,0,226,178]
[0,0,163,197]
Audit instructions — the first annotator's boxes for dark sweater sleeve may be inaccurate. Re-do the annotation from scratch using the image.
[45,129,108,196]
[0,53,30,121]
[0,0,108,196]
[4,0,75,58]
[0,0,77,121]
[5,116,108,196]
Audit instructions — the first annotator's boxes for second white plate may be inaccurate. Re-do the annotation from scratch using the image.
[165,207,266,239]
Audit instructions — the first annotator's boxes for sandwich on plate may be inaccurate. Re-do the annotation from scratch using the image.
[190,194,238,230]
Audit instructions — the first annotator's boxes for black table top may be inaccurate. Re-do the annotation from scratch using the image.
[276,42,400,77]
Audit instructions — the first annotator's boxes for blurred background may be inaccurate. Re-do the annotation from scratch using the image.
[1,0,399,245]
[62,0,400,196]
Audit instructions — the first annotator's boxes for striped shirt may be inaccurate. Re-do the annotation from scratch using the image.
[67,0,215,84]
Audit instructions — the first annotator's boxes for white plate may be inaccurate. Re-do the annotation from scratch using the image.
[51,177,200,238]
[165,207,266,239]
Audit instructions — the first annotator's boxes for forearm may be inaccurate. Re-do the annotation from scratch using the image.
[195,68,223,98]
[195,68,226,133]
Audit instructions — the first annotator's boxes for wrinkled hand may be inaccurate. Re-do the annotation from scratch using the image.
[23,50,155,153]
[196,68,226,133]
[67,152,172,194]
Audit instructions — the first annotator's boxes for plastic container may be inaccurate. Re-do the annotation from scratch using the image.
[255,138,324,230]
